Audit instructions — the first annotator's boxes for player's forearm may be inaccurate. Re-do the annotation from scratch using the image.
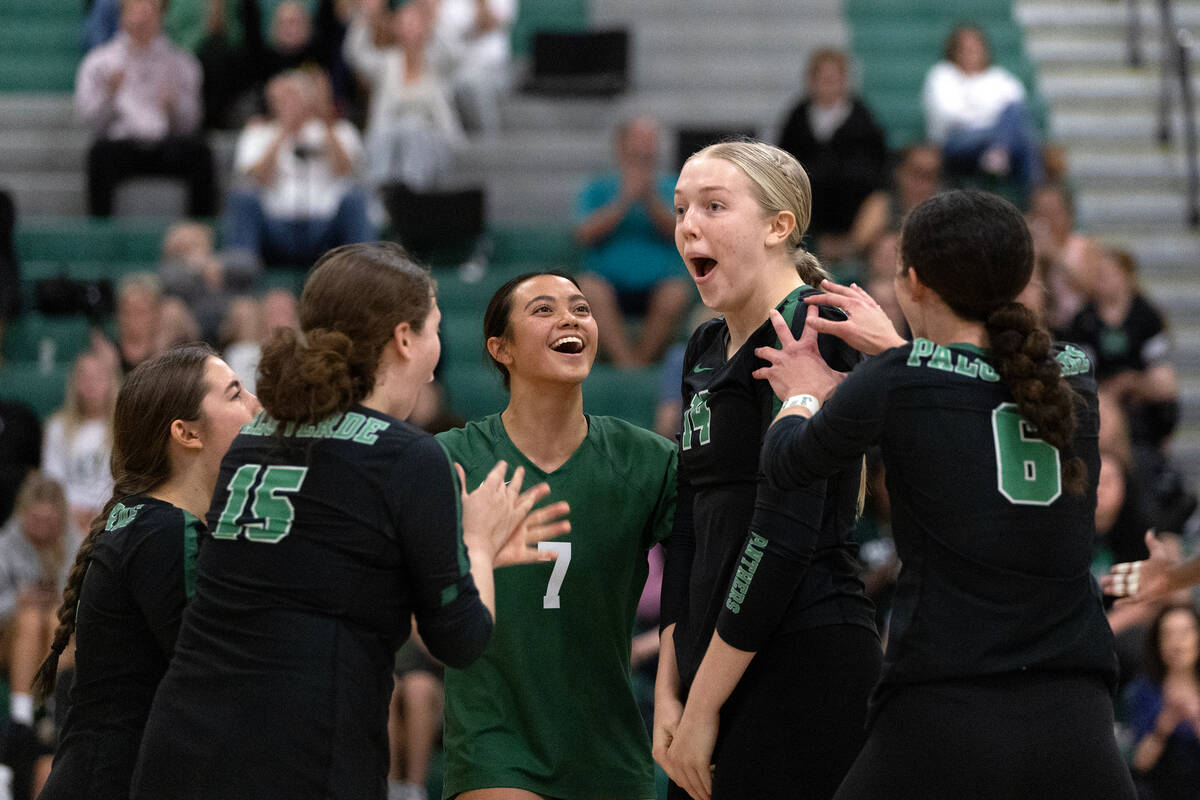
[466,548,496,624]
[655,623,681,703]
[685,632,754,714]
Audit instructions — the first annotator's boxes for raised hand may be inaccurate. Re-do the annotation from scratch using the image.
[803,279,907,355]
[1101,530,1176,606]
[752,305,846,404]
[457,462,568,568]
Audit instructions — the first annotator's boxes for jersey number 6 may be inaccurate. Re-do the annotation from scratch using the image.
[991,403,1062,506]
[537,542,572,609]
[213,464,310,542]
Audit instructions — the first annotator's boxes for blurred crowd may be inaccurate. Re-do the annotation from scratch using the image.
[0,7,1196,800]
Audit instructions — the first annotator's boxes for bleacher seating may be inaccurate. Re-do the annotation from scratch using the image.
[845,0,1045,150]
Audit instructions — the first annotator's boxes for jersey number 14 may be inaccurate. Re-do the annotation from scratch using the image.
[213,464,309,542]
[991,403,1061,506]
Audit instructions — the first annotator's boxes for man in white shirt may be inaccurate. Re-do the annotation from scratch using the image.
[222,70,377,267]
[74,0,216,217]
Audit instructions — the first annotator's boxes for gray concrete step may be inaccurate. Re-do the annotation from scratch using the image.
[0,93,74,130]
[1018,1,1200,28]
[596,0,843,20]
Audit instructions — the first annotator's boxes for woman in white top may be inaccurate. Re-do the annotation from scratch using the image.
[921,24,1042,201]
[42,352,118,533]
[344,0,465,191]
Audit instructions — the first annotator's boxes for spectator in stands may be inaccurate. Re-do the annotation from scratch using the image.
[102,273,165,373]
[219,288,300,394]
[1064,247,1179,454]
[848,142,942,259]
[1027,183,1099,333]
[41,352,118,534]
[198,0,352,129]
[575,117,692,368]
[921,23,1042,203]
[422,0,517,134]
[777,48,887,263]
[344,0,464,194]
[159,221,260,343]
[75,0,217,218]
[1124,603,1200,800]
[222,69,376,268]
[0,190,18,362]
[0,401,42,529]
[0,474,82,799]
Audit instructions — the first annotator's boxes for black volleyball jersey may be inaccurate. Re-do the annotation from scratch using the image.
[41,497,202,800]
[662,285,877,686]
[763,341,1118,703]
[132,405,490,800]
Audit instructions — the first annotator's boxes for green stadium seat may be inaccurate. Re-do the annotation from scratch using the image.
[582,364,658,431]
[510,0,588,57]
[0,361,69,420]
[439,310,487,368]
[442,363,509,422]
[490,225,580,270]
[3,313,95,365]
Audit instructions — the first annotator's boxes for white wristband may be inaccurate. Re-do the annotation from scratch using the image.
[781,394,820,414]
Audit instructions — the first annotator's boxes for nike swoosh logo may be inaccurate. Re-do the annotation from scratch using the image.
[693,364,714,373]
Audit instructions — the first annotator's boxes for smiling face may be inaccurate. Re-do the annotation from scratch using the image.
[489,275,597,390]
[674,155,782,315]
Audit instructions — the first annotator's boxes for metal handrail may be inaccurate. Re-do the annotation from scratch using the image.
[1137,0,1200,227]
[1177,27,1199,226]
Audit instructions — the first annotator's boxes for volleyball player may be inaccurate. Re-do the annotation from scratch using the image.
[437,271,676,799]
[35,344,259,800]
[756,189,1136,798]
[656,140,879,800]
[131,243,567,800]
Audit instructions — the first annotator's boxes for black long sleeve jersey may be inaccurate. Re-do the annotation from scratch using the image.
[132,405,491,800]
[661,286,877,687]
[763,340,1119,712]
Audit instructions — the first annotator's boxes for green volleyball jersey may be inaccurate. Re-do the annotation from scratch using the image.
[436,414,676,800]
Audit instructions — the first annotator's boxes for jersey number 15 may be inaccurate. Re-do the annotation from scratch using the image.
[213,464,310,542]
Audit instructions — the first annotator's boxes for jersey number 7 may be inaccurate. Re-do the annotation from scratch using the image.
[537,542,571,609]
[212,464,310,542]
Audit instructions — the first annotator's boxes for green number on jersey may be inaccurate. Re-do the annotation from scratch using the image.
[681,390,712,451]
[537,541,572,609]
[213,464,309,542]
[990,402,1062,506]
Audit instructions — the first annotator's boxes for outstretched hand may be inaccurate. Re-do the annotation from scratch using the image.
[1101,530,1177,606]
[803,279,907,356]
[458,462,570,568]
[752,305,846,403]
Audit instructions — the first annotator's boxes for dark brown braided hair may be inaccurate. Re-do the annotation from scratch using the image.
[33,343,215,698]
[899,189,1087,495]
[256,242,434,425]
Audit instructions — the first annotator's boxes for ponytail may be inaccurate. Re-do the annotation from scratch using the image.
[985,302,1087,495]
[793,247,829,288]
[257,327,373,425]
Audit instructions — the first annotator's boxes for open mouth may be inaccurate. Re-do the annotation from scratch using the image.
[691,257,716,278]
[550,336,585,354]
